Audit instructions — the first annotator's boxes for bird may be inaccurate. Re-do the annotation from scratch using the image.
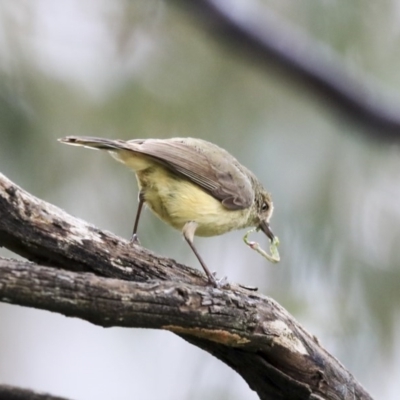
[59,136,279,287]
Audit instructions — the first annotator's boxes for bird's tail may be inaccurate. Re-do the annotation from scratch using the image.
[58,136,129,151]
[59,135,152,170]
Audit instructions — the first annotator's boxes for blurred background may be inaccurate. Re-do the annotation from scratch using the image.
[0,0,399,399]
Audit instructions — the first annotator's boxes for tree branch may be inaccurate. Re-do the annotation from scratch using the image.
[0,385,70,400]
[0,172,374,400]
[0,172,204,284]
[172,0,400,141]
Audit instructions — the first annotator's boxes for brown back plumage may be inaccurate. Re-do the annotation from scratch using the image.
[60,136,255,210]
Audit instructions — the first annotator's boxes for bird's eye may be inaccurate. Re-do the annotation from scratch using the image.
[262,202,269,211]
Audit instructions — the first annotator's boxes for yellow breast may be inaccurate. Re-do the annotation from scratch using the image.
[136,167,252,237]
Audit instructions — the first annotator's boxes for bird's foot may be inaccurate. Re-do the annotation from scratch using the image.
[130,233,141,245]
[211,272,257,291]
[208,273,229,289]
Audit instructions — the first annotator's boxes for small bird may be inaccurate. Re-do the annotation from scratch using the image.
[59,136,279,287]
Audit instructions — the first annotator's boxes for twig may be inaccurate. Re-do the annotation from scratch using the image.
[172,0,400,140]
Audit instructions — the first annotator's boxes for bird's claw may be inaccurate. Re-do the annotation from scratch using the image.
[238,283,258,291]
[130,233,141,245]
[216,276,228,288]
[208,274,229,289]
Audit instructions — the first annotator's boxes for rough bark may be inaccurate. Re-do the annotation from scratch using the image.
[0,385,70,400]
[0,172,374,400]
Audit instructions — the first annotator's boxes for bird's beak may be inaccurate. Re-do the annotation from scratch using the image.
[259,220,275,242]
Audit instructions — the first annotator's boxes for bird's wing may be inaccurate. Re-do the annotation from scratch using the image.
[127,138,254,210]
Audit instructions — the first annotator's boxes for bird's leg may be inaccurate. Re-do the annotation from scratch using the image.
[183,221,220,288]
[130,191,145,244]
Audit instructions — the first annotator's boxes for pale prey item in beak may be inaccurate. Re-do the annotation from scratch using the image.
[243,222,280,263]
